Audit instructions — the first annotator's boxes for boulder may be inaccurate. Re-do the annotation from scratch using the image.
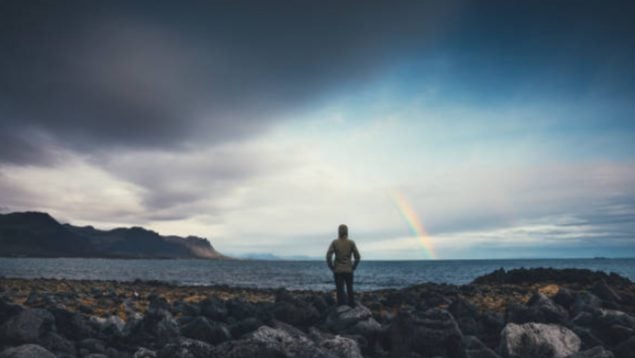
[133,347,157,358]
[389,308,464,358]
[171,300,201,317]
[39,332,76,357]
[271,296,320,327]
[567,346,614,358]
[90,315,126,337]
[499,323,581,358]
[463,336,501,358]
[572,292,602,316]
[553,288,575,309]
[507,293,568,325]
[590,280,621,303]
[247,324,331,357]
[49,307,95,340]
[229,317,264,339]
[180,316,231,345]
[199,297,227,321]
[127,308,179,348]
[0,308,55,344]
[157,337,216,358]
[0,344,56,358]
[78,338,107,354]
[613,336,635,358]
[319,335,363,358]
[0,298,24,324]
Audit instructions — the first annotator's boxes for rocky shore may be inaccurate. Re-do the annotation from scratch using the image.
[1,268,634,358]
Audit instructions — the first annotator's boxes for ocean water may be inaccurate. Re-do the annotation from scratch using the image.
[0,258,633,291]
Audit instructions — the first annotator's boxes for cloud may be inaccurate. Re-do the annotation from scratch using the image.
[0,1,462,165]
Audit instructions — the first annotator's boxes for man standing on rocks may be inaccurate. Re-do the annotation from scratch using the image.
[326,224,361,307]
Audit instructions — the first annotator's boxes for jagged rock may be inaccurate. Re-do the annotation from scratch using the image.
[319,335,363,358]
[586,309,635,346]
[326,304,373,332]
[463,335,501,358]
[133,347,156,358]
[507,293,568,325]
[389,308,463,358]
[567,346,614,358]
[449,298,479,319]
[0,297,24,324]
[613,336,635,358]
[129,308,180,348]
[554,288,575,309]
[499,323,581,358]
[591,281,621,303]
[180,316,231,345]
[247,324,331,357]
[49,307,95,340]
[0,308,54,344]
[229,317,264,339]
[90,315,126,338]
[39,332,76,357]
[78,338,107,353]
[572,292,602,316]
[157,337,216,358]
[226,298,263,321]
[0,344,56,358]
[171,300,201,317]
[272,292,320,327]
[199,297,227,321]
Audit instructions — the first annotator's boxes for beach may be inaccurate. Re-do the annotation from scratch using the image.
[1,267,634,357]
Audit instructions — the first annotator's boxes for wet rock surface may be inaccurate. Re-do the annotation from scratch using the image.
[0,267,633,357]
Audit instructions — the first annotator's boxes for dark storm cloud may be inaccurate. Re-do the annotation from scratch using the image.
[1,1,634,164]
[0,0,457,163]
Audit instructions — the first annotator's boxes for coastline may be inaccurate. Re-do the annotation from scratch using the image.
[1,268,634,357]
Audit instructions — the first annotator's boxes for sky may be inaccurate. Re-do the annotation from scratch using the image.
[1,1,634,259]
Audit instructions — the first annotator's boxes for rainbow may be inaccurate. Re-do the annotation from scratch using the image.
[391,191,437,259]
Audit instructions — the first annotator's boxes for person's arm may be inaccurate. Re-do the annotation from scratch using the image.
[352,242,360,270]
[326,242,335,271]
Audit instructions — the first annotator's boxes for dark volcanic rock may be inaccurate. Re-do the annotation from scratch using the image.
[0,344,56,358]
[157,338,216,358]
[506,292,568,325]
[613,336,635,358]
[199,297,228,321]
[472,268,631,286]
[462,335,501,358]
[39,332,76,357]
[229,317,265,339]
[591,280,621,303]
[0,297,23,324]
[389,308,463,358]
[499,322,581,358]
[567,346,614,358]
[272,290,321,327]
[180,316,231,345]
[127,308,179,349]
[0,308,54,345]
[49,307,95,340]
[553,287,575,309]
[572,292,603,316]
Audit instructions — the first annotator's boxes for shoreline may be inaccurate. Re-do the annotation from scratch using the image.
[1,268,634,357]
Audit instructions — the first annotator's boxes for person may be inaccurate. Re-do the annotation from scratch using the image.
[326,224,361,307]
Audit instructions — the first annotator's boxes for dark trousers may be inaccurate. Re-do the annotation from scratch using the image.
[334,272,354,307]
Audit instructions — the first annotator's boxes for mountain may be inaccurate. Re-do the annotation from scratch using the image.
[0,211,228,259]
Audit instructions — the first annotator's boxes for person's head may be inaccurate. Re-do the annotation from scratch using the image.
[338,224,348,239]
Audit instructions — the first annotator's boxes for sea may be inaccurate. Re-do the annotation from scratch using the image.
[0,258,633,291]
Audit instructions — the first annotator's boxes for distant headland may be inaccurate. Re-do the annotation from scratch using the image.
[0,211,228,259]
